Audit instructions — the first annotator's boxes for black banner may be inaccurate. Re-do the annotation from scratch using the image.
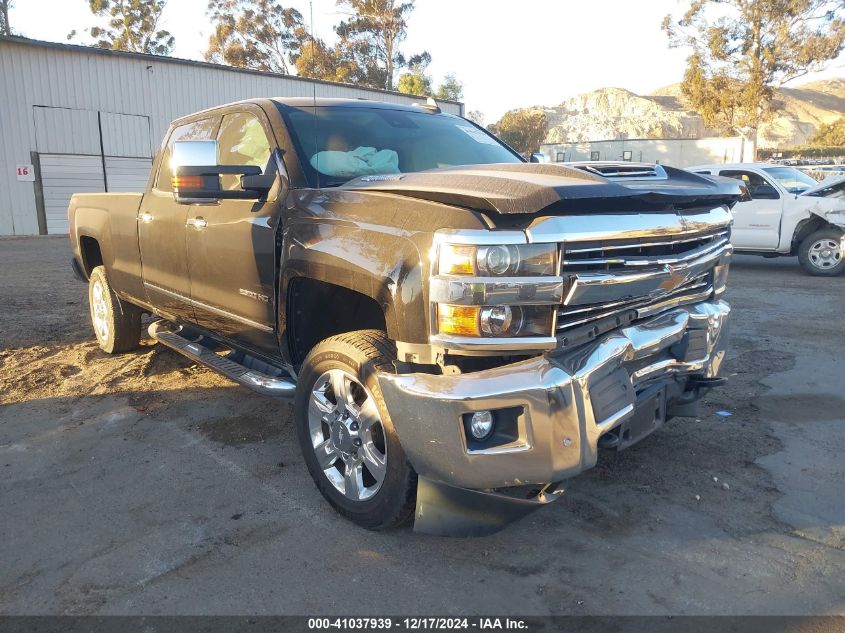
[0,617,842,633]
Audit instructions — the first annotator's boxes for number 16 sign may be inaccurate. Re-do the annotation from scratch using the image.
[17,164,35,182]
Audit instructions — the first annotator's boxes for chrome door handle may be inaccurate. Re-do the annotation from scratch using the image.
[187,217,208,229]
[140,212,153,223]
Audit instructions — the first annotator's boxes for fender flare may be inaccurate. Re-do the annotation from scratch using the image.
[279,228,425,346]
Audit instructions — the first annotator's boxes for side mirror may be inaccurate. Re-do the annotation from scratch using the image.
[171,140,271,203]
[172,139,217,172]
[529,152,548,163]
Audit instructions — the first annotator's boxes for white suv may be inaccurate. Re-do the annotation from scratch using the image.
[689,163,845,276]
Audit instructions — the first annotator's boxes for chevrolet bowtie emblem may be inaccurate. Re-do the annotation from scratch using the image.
[659,266,687,292]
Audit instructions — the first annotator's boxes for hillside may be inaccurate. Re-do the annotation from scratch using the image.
[537,79,845,148]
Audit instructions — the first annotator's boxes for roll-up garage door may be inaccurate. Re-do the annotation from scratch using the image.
[33,106,153,234]
[105,157,152,192]
[101,113,153,193]
[102,112,153,196]
[40,155,105,234]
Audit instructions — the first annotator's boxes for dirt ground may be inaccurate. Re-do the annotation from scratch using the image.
[1,236,843,616]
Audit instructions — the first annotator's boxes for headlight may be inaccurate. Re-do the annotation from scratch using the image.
[439,243,557,276]
[433,235,559,345]
[437,304,554,338]
[478,245,514,276]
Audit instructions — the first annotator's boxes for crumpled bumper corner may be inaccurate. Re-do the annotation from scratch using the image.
[378,299,731,494]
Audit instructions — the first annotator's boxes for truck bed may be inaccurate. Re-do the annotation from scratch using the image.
[69,192,145,300]
[69,192,143,225]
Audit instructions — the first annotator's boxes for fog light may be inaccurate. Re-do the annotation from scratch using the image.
[469,411,494,440]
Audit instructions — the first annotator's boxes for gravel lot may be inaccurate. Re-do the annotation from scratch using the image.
[1,236,843,616]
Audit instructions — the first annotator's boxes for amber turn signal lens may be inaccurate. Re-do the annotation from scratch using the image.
[171,175,204,189]
[438,304,481,336]
[439,244,476,275]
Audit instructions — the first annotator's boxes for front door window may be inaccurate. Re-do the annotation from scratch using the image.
[216,112,273,191]
[720,170,779,200]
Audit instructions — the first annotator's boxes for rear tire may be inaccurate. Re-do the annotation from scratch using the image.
[294,330,417,530]
[88,265,142,354]
[798,228,844,276]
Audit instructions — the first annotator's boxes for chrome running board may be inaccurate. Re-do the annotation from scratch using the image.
[148,320,297,398]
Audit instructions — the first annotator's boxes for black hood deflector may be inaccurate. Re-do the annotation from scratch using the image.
[341,163,742,214]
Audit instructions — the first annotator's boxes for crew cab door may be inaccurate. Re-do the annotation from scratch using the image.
[139,116,219,320]
[185,106,282,355]
[718,169,782,250]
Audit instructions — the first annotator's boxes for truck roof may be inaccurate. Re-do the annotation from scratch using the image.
[271,97,444,112]
[687,163,778,171]
[172,97,450,124]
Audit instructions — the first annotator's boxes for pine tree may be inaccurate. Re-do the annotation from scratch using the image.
[335,0,428,90]
[69,0,175,55]
[435,73,463,102]
[205,0,305,74]
[1,0,13,37]
[489,110,548,154]
[664,0,845,146]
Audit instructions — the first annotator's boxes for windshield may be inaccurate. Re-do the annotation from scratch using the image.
[762,167,819,194]
[280,105,522,187]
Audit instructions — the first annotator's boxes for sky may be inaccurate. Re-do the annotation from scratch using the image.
[9,0,845,122]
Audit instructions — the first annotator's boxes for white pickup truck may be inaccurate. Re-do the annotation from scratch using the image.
[688,163,845,276]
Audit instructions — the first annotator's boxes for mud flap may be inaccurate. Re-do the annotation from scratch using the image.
[413,476,563,537]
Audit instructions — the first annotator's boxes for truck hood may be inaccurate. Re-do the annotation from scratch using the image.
[801,175,845,198]
[797,176,845,227]
[340,163,742,214]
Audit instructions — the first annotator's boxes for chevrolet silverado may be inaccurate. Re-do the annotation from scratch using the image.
[69,98,741,536]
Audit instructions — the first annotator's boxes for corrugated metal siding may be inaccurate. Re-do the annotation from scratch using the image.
[105,157,152,192]
[101,112,152,158]
[33,106,101,154]
[40,154,105,234]
[0,38,464,235]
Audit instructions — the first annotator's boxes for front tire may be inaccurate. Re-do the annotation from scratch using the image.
[798,228,845,276]
[294,330,416,530]
[88,265,142,354]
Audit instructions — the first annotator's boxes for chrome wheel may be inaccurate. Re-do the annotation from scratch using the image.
[807,238,842,270]
[307,369,387,502]
[91,279,110,341]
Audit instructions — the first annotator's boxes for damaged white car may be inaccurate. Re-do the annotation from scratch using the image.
[688,163,845,276]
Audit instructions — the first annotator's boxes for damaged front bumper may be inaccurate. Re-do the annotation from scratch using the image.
[378,299,731,536]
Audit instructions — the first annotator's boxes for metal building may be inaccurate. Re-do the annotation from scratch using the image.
[541,137,754,169]
[0,36,463,236]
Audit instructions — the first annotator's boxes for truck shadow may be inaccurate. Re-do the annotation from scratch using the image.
[1,287,837,615]
[0,366,837,616]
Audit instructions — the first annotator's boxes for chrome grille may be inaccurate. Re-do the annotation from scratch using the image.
[557,271,712,330]
[555,227,729,348]
[562,229,729,271]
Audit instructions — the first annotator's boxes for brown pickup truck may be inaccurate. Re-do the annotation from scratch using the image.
[69,98,741,536]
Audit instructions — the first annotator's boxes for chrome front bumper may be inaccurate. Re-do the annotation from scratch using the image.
[379,299,730,492]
